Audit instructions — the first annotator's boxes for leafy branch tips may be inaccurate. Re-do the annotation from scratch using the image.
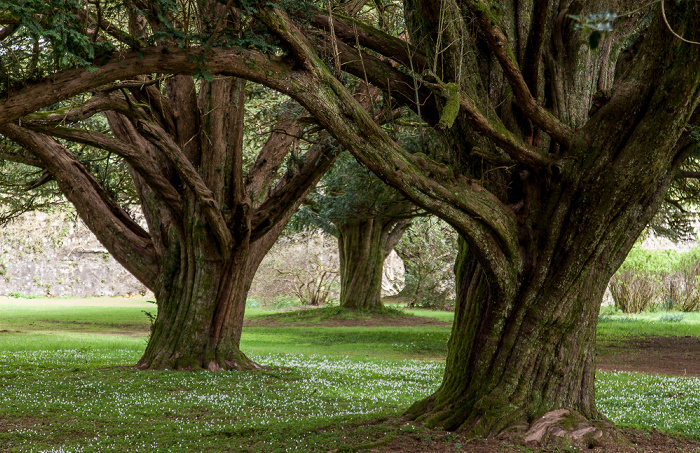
[567,11,618,49]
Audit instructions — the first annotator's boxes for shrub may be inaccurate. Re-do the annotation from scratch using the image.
[395,217,457,310]
[608,270,661,313]
[608,244,700,313]
[250,231,339,306]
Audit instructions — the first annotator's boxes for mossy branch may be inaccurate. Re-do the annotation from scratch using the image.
[438,82,460,130]
[464,0,574,147]
[422,71,550,170]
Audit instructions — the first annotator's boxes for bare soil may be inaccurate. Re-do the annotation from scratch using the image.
[597,335,700,377]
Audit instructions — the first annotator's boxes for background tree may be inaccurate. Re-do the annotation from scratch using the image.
[395,216,458,310]
[294,151,417,310]
[1,0,699,444]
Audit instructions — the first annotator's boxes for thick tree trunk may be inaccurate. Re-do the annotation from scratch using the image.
[338,219,386,310]
[406,120,689,437]
[337,218,409,310]
[137,219,258,371]
[406,239,602,435]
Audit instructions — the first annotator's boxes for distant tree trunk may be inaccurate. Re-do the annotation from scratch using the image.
[338,218,410,310]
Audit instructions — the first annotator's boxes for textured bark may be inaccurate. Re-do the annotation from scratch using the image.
[338,219,386,310]
[249,0,700,439]
[338,218,410,310]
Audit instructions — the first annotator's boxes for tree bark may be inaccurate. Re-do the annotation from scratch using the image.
[248,1,700,440]
[140,232,258,371]
[338,219,386,310]
[337,217,411,310]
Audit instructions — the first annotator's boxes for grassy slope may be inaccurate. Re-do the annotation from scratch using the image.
[2,298,700,451]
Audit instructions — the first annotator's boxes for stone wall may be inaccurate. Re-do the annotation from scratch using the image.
[0,212,149,297]
[0,212,405,300]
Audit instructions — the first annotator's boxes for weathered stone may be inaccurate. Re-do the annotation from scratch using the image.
[381,250,405,297]
[0,211,150,297]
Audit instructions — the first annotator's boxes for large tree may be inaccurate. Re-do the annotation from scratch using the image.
[295,152,416,310]
[0,1,346,371]
[1,0,699,442]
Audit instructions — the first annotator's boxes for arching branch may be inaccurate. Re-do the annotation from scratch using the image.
[24,124,184,217]
[253,6,522,296]
[0,124,159,289]
[0,46,298,126]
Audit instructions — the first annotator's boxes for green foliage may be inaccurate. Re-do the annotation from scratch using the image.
[395,217,457,310]
[610,245,700,313]
[289,151,407,236]
[0,0,125,93]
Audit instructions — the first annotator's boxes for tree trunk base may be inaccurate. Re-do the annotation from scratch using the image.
[408,402,624,450]
[518,409,622,449]
[135,347,262,372]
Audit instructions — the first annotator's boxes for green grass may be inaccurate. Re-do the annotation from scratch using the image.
[0,350,443,452]
[2,297,700,451]
[597,310,700,339]
[242,326,449,360]
[0,296,156,334]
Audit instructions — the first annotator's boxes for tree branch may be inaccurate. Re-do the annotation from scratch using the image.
[24,124,184,217]
[0,145,44,167]
[0,124,159,289]
[309,30,440,124]
[251,144,341,241]
[465,0,574,146]
[72,6,145,48]
[253,7,522,295]
[136,120,234,253]
[22,94,134,127]
[522,0,549,95]
[245,108,305,202]
[308,13,429,74]
[679,170,700,179]
[24,170,54,190]
[0,46,298,126]
[383,218,412,258]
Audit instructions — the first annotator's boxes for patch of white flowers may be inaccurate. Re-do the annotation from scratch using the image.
[597,371,700,433]
[0,350,444,452]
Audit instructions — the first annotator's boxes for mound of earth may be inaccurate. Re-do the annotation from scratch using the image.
[244,307,451,328]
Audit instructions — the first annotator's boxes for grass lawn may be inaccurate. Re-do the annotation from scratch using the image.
[1,297,700,451]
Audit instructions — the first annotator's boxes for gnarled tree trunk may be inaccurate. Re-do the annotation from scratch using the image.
[338,218,409,310]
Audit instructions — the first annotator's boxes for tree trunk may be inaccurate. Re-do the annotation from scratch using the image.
[338,219,386,310]
[137,215,258,371]
[406,120,688,436]
[406,239,602,435]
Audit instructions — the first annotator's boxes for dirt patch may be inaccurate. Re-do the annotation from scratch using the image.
[597,335,700,377]
[373,428,700,452]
